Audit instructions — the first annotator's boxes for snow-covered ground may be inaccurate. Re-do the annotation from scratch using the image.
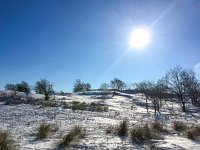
[0,91,200,149]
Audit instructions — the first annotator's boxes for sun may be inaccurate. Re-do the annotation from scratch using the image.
[129,27,151,49]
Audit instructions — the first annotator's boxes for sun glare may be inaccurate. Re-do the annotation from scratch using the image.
[129,27,151,49]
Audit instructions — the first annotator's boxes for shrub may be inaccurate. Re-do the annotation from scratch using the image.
[59,125,85,147]
[71,101,108,112]
[151,122,164,132]
[0,130,15,150]
[37,123,52,139]
[89,102,108,112]
[35,79,54,101]
[172,121,188,132]
[186,130,195,140]
[186,125,200,140]
[130,123,155,143]
[118,120,129,137]
[42,101,58,107]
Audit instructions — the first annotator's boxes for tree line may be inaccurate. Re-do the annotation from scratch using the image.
[135,66,200,113]
[4,66,200,113]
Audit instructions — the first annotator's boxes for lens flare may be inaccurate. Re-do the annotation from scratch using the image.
[129,27,151,49]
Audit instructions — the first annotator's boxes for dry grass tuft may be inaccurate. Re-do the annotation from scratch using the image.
[186,125,200,140]
[130,123,159,143]
[37,123,52,139]
[172,121,188,132]
[59,125,85,148]
[0,130,16,150]
[118,120,129,137]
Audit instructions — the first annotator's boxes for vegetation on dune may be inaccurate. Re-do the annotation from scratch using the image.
[72,101,108,112]
[186,125,200,140]
[150,121,166,133]
[0,130,16,150]
[118,119,129,137]
[172,121,188,132]
[41,100,58,107]
[130,123,160,144]
[59,125,85,147]
[37,123,52,139]
[135,66,200,114]
[110,78,127,92]
[73,79,91,92]
[35,78,54,101]
[5,81,31,97]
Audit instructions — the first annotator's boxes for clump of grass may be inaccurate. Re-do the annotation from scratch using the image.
[172,121,188,132]
[71,101,108,112]
[0,130,15,150]
[71,101,87,111]
[130,123,157,143]
[41,101,58,107]
[106,125,116,134]
[37,123,52,139]
[59,125,85,148]
[186,125,200,140]
[151,122,165,133]
[118,120,129,137]
[89,102,108,112]
[61,101,70,109]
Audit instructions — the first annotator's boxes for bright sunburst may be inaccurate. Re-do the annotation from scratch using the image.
[129,27,151,49]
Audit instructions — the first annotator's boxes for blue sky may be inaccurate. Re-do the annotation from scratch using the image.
[0,0,200,92]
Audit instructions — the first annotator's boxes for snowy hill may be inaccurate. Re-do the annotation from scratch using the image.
[0,90,200,149]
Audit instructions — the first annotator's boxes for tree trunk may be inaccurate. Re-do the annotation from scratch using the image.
[45,94,49,101]
[145,97,149,113]
[181,98,186,112]
[154,106,157,115]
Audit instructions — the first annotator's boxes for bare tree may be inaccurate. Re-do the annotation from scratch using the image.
[135,81,153,113]
[35,79,54,101]
[164,66,195,112]
[16,81,31,97]
[4,84,17,91]
[73,79,91,92]
[110,78,126,91]
[100,83,110,93]
[149,79,168,115]
[185,73,200,106]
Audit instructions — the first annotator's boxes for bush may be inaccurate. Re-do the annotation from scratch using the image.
[35,79,54,101]
[41,101,58,107]
[37,123,52,139]
[186,125,200,140]
[0,130,15,150]
[130,123,155,143]
[151,122,164,132]
[59,125,85,147]
[61,101,70,109]
[118,120,129,137]
[172,121,188,132]
[71,101,108,112]
[88,102,108,112]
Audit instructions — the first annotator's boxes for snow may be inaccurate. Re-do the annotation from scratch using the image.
[0,91,200,149]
